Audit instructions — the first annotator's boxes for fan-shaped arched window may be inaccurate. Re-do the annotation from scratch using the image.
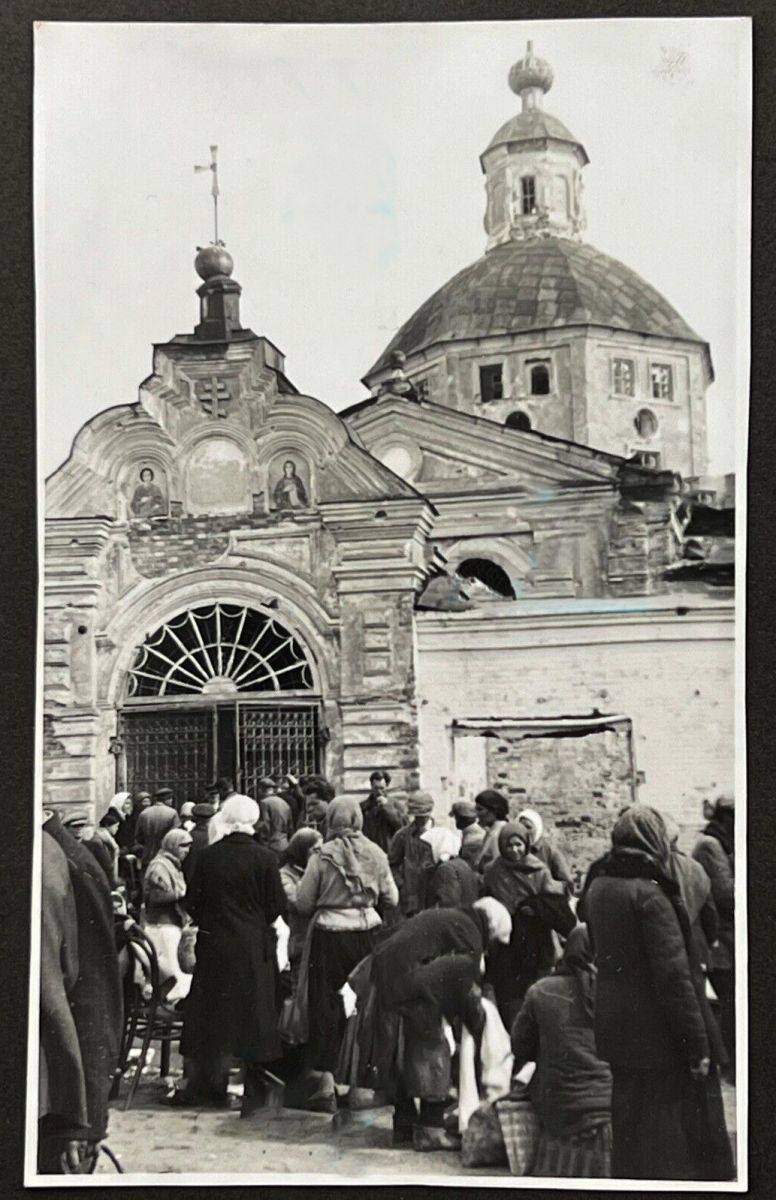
[457,558,516,600]
[127,603,315,698]
[505,410,531,432]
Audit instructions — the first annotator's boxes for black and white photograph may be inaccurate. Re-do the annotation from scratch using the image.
[30,17,749,1186]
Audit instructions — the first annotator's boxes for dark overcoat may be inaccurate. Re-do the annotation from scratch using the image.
[583,872,709,1070]
[39,832,88,1132]
[511,973,612,1139]
[181,832,287,1064]
[43,813,123,1143]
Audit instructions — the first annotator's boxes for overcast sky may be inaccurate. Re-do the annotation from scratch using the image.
[36,18,750,478]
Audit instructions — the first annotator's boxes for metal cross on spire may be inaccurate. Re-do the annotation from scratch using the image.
[194,144,220,243]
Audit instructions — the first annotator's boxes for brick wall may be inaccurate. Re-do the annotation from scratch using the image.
[485,723,635,885]
[415,600,734,866]
[127,510,311,577]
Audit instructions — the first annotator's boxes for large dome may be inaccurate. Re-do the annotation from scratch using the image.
[365,238,710,379]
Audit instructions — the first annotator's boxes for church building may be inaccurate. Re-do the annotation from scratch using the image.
[43,44,734,871]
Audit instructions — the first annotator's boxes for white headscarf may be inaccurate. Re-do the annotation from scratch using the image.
[421,825,462,864]
[109,791,131,816]
[517,807,544,847]
[473,896,513,945]
[219,794,260,836]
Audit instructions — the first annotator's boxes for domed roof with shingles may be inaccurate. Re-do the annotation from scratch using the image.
[483,110,588,163]
[365,238,710,380]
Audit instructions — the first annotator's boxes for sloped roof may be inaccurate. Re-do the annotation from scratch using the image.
[483,110,588,163]
[365,238,712,381]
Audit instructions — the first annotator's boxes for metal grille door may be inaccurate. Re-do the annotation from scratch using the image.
[237,704,320,795]
[121,709,215,801]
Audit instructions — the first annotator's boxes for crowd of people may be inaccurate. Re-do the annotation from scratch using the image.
[39,769,737,1180]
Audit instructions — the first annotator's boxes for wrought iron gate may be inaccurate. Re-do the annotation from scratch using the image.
[120,709,215,799]
[119,702,321,798]
[236,703,320,795]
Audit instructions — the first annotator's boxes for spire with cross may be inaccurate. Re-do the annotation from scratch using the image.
[194,145,220,244]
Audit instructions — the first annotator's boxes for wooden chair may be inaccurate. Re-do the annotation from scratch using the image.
[111,924,184,1110]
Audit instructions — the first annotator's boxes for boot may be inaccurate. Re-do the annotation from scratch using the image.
[393,1093,418,1146]
[412,1125,462,1152]
[413,1098,461,1152]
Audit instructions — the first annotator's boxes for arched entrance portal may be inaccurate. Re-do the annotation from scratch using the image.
[118,602,323,800]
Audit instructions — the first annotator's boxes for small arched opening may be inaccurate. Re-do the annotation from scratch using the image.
[456,558,516,600]
[529,363,551,396]
[505,410,532,432]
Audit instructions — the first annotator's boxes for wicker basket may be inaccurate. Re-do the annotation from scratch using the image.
[496,1098,539,1176]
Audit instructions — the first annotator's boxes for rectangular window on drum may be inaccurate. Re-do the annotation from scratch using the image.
[521,176,537,215]
[650,363,673,400]
[479,363,504,402]
[612,357,635,396]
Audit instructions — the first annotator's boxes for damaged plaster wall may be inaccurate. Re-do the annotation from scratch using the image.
[415,597,734,857]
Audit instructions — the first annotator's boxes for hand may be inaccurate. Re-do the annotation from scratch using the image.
[61,1140,85,1172]
[689,1057,710,1080]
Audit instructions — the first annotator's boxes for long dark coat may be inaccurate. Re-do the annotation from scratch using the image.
[181,832,287,1065]
[583,871,709,1070]
[43,814,123,1143]
[39,832,88,1132]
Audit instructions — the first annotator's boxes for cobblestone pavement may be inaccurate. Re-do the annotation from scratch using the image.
[96,1069,739,1180]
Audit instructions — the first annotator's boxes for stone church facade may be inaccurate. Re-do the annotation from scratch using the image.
[43,44,734,871]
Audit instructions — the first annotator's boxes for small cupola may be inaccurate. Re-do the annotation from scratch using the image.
[481,41,589,250]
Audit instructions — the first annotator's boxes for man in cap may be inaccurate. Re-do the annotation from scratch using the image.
[183,803,214,887]
[388,790,435,918]
[449,800,485,870]
[61,812,114,884]
[473,789,510,873]
[135,787,180,868]
[361,769,407,853]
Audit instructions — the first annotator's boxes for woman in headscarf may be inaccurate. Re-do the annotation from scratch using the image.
[473,789,510,873]
[421,826,479,908]
[143,828,191,926]
[141,827,193,1006]
[580,805,733,1181]
[295,796,398,1077]
[692,796,735,1081]
[664,814,719,979]
[482,822,575,1027]
[339,897,512,1150]
[93,810,122,888]
[172,795,287,1112]
[517,807,574,892]
[108,792,135,849]
[511,924,613,1177]
[179,801,196,832]
[280,828,323,971]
